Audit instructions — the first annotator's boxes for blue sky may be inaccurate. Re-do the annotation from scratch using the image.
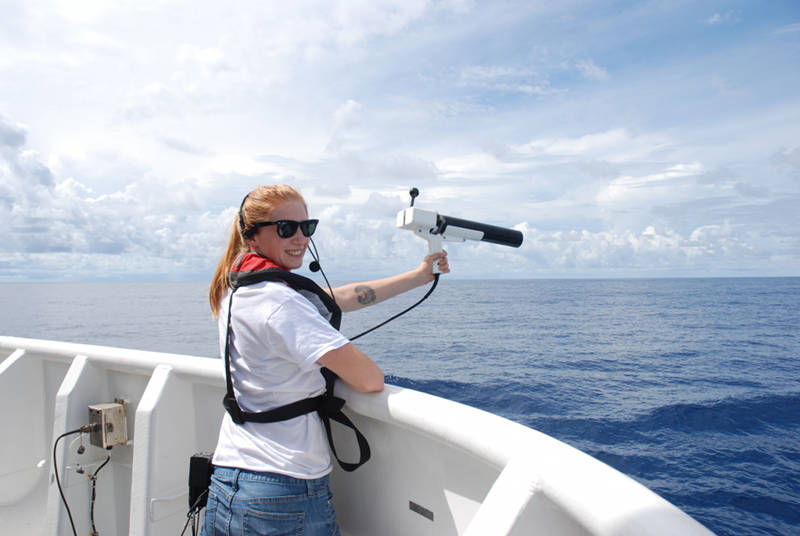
[1,1,798,281]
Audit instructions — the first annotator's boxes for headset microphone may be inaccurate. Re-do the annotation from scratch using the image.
[308,238,322,272]
[308,238,335,303]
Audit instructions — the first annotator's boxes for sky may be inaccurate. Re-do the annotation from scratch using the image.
[1,0,798,281]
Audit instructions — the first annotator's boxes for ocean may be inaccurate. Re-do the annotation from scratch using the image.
[1,277,798,535]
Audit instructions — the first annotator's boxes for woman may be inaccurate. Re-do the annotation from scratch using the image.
[204,184,448,535]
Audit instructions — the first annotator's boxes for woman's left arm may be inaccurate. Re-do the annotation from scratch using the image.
[328,251,449,312]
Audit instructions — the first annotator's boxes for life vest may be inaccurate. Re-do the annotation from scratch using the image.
[222,252,369,472]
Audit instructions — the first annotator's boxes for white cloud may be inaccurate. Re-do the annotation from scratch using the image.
[576,58,611,81]
[775,23,800,35]
[705,11,739,26]
[0,1,798,280]
[326,99,364,153]
[0,114,225,278]
[510,221,783,277]
[772,146,800,170]
[596,163,706,206]
[436,152,523,180]
[176,45,227,70]
[457,64,557,96]
[511,129,669,163]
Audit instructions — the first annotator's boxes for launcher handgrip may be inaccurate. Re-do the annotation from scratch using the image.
[427,234,444,274]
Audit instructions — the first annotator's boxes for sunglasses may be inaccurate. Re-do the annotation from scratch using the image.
[246,219,319,238]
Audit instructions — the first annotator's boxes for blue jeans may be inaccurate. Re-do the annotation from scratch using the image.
[201,466,341,536]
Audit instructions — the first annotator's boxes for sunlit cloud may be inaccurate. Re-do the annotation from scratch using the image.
[0,1,798,280]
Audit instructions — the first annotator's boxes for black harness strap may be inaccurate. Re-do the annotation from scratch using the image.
[222,266,370,472]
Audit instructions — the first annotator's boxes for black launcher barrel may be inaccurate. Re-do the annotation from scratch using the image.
[437,215,524,247]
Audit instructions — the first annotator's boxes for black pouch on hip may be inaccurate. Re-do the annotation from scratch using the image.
[188,452,214,510]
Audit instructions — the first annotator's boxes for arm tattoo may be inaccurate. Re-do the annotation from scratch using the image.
[355,285,377,305]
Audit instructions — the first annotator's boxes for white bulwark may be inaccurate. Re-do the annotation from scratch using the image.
[0,336,714,535]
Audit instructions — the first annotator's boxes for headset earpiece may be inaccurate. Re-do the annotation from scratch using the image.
[238,193,251,237]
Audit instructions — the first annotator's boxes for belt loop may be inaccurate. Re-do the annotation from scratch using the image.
[232,468,241,491]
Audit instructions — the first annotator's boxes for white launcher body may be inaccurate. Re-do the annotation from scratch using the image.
[397,206,524,273]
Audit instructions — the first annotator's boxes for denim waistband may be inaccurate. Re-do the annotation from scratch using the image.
[212,466,330,494]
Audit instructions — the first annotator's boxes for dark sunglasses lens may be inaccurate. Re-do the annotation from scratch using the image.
[273,220,317,238]
[300,220,317,237]
[276,221,299,238]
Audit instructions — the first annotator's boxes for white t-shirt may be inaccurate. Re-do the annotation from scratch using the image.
[211,281,349,478]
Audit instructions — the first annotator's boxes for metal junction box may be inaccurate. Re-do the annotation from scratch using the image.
[88,400,128,449]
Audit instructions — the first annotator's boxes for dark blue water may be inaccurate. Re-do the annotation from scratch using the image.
[2,278,798,535]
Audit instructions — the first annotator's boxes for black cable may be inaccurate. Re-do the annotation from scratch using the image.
[349,274,440,341]
[89,455,111,536]
[181,488,209,536]
[181,497,206,536]
[53,428,84,536]
[180,511,195,536]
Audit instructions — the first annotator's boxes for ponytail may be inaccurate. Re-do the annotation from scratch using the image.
[209,219,246,317]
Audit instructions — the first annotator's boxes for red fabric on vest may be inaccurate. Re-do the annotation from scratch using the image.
[233,253,284,273]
